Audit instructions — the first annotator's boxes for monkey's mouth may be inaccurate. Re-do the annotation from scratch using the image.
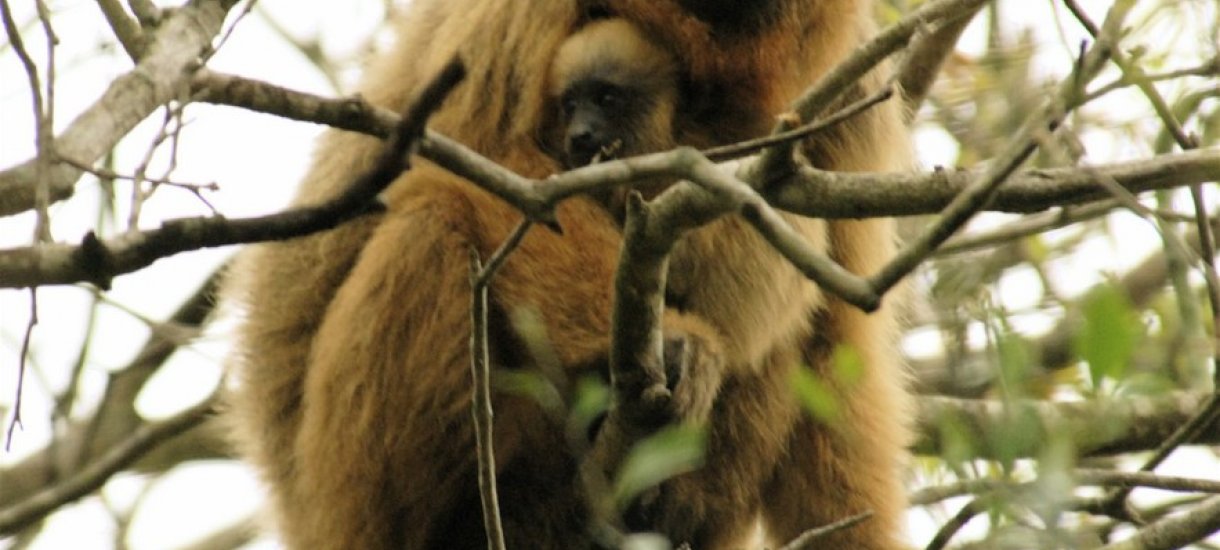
[591,139,623,163]
[567,139,623,169]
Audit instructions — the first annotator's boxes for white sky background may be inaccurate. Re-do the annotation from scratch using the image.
[0,0,1217,548]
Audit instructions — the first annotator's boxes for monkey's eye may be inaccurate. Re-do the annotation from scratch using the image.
[597,90,624,111]
[561,97,577,116]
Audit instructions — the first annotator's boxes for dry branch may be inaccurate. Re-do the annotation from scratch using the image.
[0,0,242,216]
[916,391,1220,459]
[1098,495,1220,550]
[0,396,218,535]
[0,272,220,509]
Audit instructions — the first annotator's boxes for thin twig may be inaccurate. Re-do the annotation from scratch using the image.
[869,2,1129,296]
[468,250,508,550]
[474,220,534,288]
[4,291,39,450]
[911,470,1220,507]
[701,85,895,163]
[465,220,534,550]
[1085,58,1220,104]
[936,200,1116,256]
[33,0,56,242]
[777,511,874,550]
[56,154,219,192]
[1096,495,1220,550]
[925,496,991,550]
[0,0,49,239]
[0,396,217,535]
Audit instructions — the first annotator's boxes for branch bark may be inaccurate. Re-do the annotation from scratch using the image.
[915,391,1220,459]
[0,396,218,535]
[0,271,221,509]
[1098,495,1220,550]
[0,0,241,217]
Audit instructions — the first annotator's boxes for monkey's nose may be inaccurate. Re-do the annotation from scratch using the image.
[566,131,600,167]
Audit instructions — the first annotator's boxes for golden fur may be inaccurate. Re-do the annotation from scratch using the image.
[224,1,912,548]
[546,18,681,214]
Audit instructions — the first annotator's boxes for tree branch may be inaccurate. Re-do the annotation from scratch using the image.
[915,391,1220,460]
[0,0,241,217]
[0,396,218,535]
[1098,495,1220,550]
[0,271,220,509]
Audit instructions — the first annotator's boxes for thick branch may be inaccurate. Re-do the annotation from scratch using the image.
[1098,495,1220,550]
[770,148,1220,217]
[915,391,1220,460]
[194,71,1220,216]
[0,59,466,290]
[0,0,242,217]
[897,7,982,116]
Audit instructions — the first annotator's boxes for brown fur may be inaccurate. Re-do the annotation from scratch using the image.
[223,1,912,548]
[548,18,679,160]
[546,18,681,216]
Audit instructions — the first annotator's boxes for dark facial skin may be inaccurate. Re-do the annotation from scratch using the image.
[560,78,634,167]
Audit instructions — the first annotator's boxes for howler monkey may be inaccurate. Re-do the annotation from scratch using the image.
[549,19,679,169]
[224,2,912,549]
[547,18,681,218]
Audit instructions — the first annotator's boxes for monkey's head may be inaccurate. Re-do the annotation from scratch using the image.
[548,19,680,169]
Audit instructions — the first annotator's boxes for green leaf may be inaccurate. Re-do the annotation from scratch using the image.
[568,376,611,441]
[493,370,564,416]
[613,425,706,510]
[831,345,864,386]
[1074,284,1140,390]
[791,367,840,423]
[993,317,1033,399]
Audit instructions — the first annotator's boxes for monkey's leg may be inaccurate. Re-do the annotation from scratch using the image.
[293,185,484,549]
[225,199,379,543]
[758,216,911,550]
[621,349,805,550]
[294,166,633,549]
[757,390,910,549]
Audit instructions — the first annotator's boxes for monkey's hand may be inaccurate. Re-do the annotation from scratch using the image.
[659,311,725,425]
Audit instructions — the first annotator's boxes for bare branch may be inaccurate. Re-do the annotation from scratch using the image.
[196,70,1220,218]
[0,0,242,217]
[915,392,1220,460]
[466,220,533,550]
[778,512,874,550]
[1097,495,1220,550]
[897,7,983,117]
[95,0,145,59]
[789,0,991,123]
[869,1,1129,296]
[925,496,991,550]
[0,396,218,535]
[0,271,220,509]
[911,470,1220,507]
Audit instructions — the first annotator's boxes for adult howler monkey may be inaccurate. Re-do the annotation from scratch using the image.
[224,2,912,549]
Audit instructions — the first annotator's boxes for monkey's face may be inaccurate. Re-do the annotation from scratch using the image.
[559,78,675,169]
[560,80,632,168]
